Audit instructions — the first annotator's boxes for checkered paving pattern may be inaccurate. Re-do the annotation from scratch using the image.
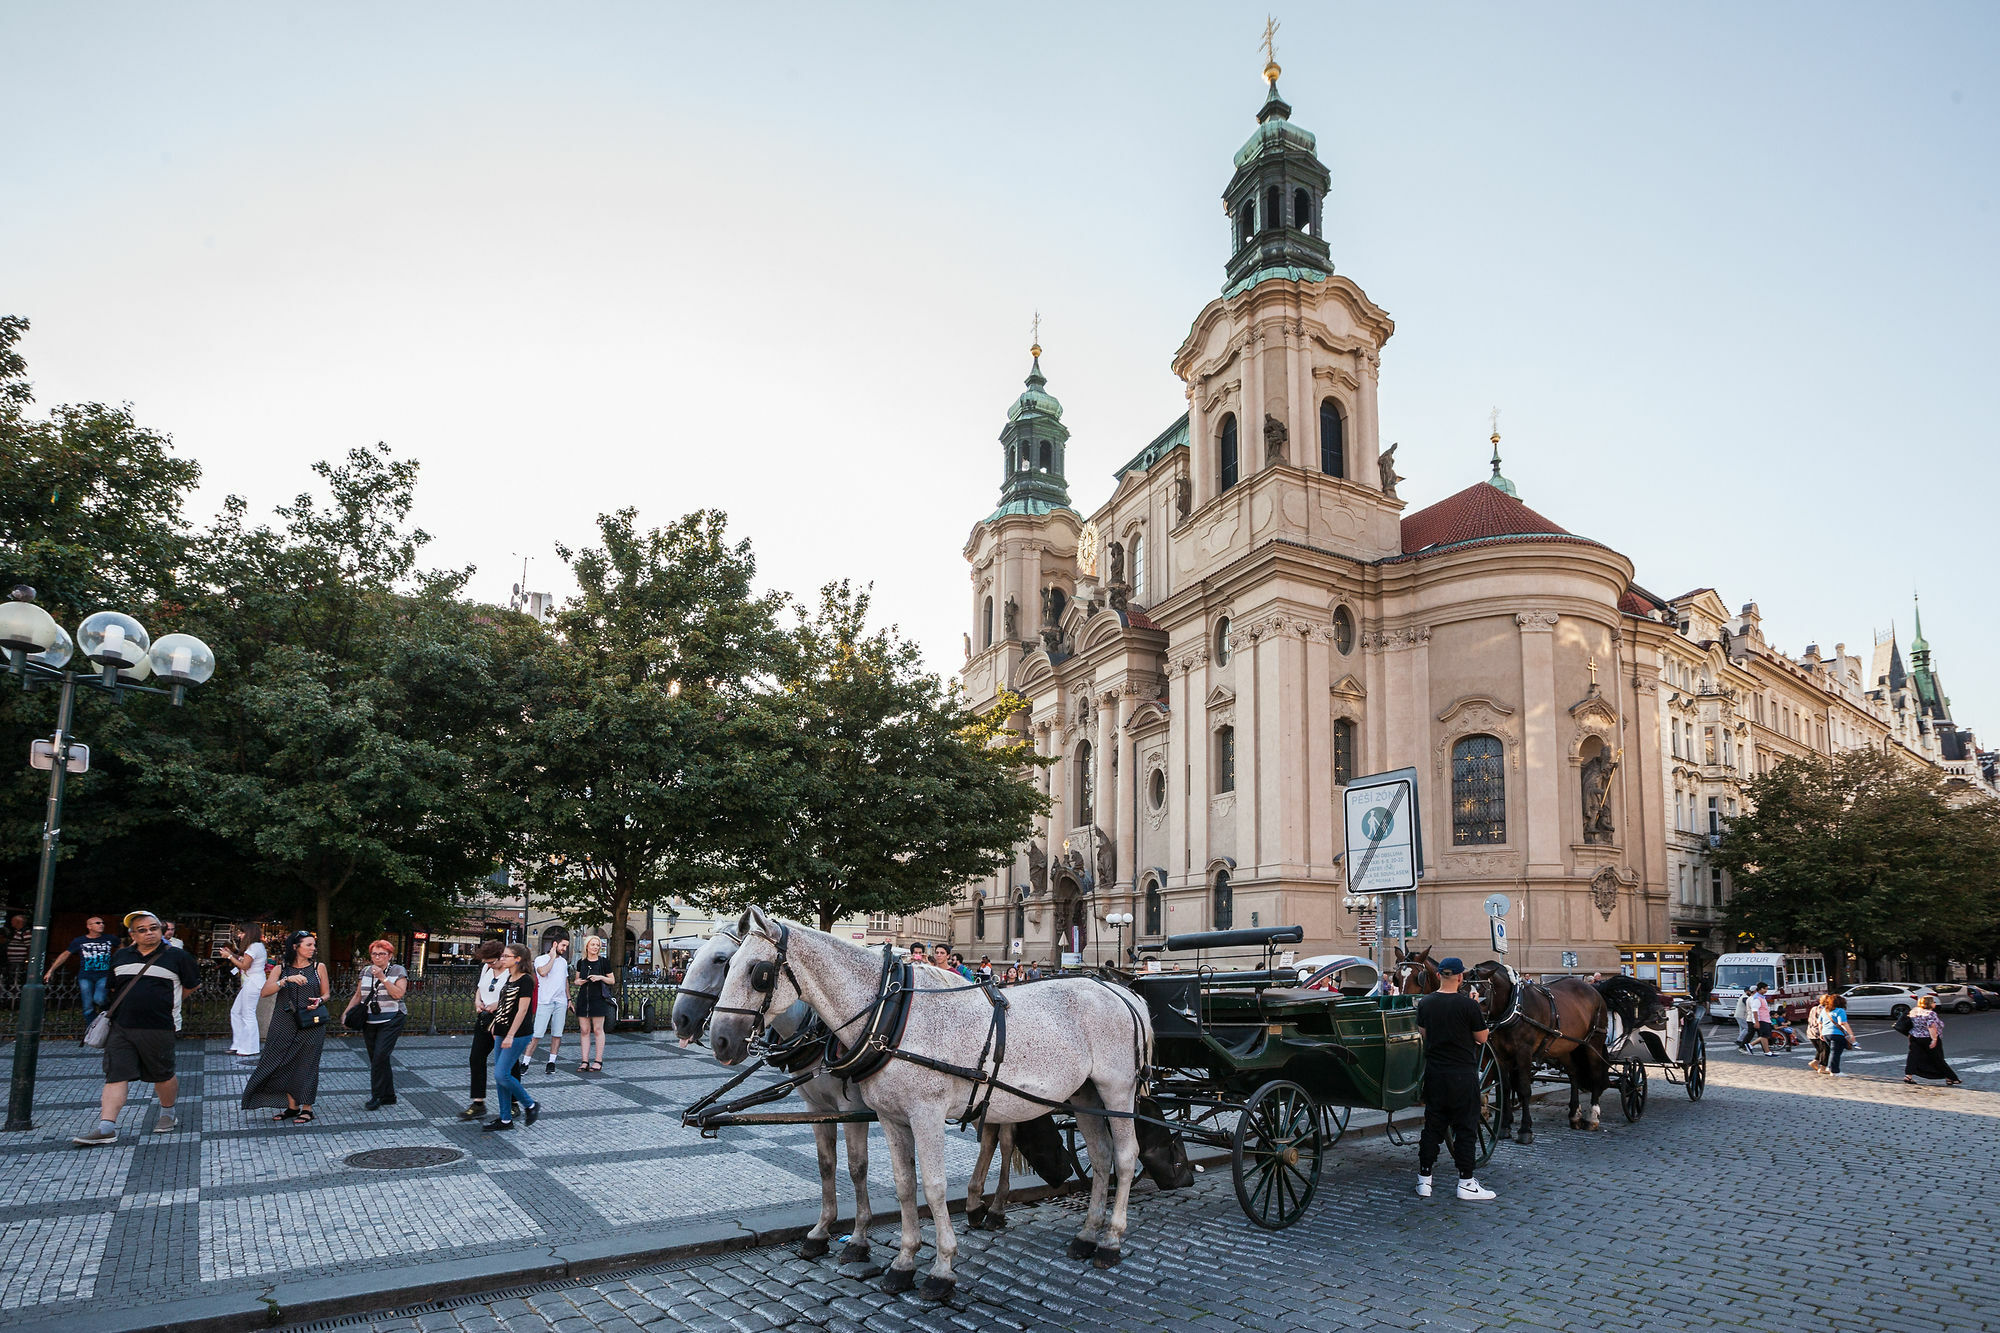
[0,1032,809,1320]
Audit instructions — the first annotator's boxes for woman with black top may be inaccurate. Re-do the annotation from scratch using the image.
[242,931,330,1124]
[571,935,617,1073]
[485,944,540,1132]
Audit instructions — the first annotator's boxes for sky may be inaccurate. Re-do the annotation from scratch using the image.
[4,3,1997,730]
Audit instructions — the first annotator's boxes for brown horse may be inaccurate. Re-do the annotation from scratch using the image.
[1466,961,1613,1143]
[1392,946,1442,995]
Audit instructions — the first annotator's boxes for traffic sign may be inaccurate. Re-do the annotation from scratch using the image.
[1483,893,1511,919]
[1342,767,1424,894]
[1490,919,1509,954]
[1561,950,1579,969]
[29,739,88,774]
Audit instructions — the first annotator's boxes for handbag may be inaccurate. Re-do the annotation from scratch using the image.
[82,964,144,1050]
[1893,1014,1914,1036]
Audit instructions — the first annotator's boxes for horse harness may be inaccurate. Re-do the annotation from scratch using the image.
[1486,965,1605,1064]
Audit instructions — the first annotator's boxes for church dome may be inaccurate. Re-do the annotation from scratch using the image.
[1007,354,1063,423]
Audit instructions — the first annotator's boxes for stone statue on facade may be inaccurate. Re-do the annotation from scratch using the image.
[1003,595,1018,639]
[1378,443,1403,499]
[1263,413,1288,464]
[1174,473,1191,520]
[1581,745,1621,844]
[1040,586,1057,627]
[1026,840,1048,897]
[1107,542,1124,586]
[1094,832,1116,893]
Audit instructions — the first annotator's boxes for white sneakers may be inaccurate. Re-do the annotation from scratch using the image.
[1419,1173,1498,1201]
[1415,1174,1433,1198]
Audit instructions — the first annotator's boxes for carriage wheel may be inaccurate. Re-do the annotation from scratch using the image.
[1061,1117,1093,1182]
[1322,1101,1351,1148]
[1684,1028,1707,1102]
[1231,1081,1323,1230]
[1619,1059,1647,1122]
[1474,1045,1505,1168]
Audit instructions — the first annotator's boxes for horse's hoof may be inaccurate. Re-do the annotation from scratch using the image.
[964,1205,987,1228]
[918,1276,956,1303]
[1066,1238,1098,1261]
[1516,1132,1534,1145]
[1092,1246,1122,1270]
[977,1211,1008,1231]
[797,1236,830,1260]
[882,1267,916,1294]
[838,1241,872,1265]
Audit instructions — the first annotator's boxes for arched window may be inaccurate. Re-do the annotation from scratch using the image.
[1237,201,1254,247]
[1293,187,1312,233]
[1319,398,1345,478]
[1048,587,1067,622]
[1219,414,1239,492]
[1334,717,1355,787]
[981,596,993,649]
[1144,880,1162,936]
[1213,870,1234,930]
[1013,898,1025,942]
[1331,605,1354,654]
[1130,533,1145,600]
[1450,735,1507,845]
[1076,741,1095,825]
[1039,441,1052,472]
[1215,725,1236,793]
[1263,186,1280,233]
[1214,616,1232,665]
[1007,446,1016,475]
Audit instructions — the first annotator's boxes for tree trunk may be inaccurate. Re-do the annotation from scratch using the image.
[608,884,632,975]
[818,902,837,933]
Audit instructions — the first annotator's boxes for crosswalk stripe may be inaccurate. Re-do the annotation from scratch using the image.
[1958,1061,2000,1074]
[1842,1055,1901,1064]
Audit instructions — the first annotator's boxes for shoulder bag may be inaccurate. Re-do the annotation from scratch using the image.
[82,961,146,1049]
[294,969,329,1028]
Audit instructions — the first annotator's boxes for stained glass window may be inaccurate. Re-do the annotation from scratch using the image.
[1450,734,1506,845]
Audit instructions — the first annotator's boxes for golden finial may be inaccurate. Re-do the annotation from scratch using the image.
[1030,310,1041,361]
[1261,15,1282,83]
[1489,405,1501,445]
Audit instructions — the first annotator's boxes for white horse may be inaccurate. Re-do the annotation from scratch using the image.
[710,908,1151,1302]
[671,926,876,1266]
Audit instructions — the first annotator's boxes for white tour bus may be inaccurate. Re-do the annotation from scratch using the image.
[1706,951,1828,1025]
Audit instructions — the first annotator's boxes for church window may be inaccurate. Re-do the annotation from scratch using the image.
[981,596,993,649]
[1319,398,1345,477]
[1334,717,1355,787]
[1219,414,1239,491]
[1264,186,1281,233]
[1214,616,1232,665]
[1294,187,1312,233]
[1332,605,1354,654]
[1144,879,1163,936]
[1076,741,1095,825]
[1130,534,1145,599]
[1148,766,1166,812]
[1013,899,1026,941]
[1039,441,1052,472]
[1450,735,1506,846]
[1237,201,1255,247]
[1213,870,1234,930]
[1215,725,1236,793]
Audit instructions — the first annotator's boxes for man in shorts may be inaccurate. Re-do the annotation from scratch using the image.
[1748,982,1777,1056]
[524,930,570,1076]
[74,911,202,1145]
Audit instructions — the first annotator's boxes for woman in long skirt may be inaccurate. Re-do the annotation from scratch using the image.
[242,931,331,1123]
[1903,995,1962,1086]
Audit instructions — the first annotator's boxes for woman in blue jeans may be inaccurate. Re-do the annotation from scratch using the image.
[44,916,115,1024]
[1824,995,1854,1075]
[485,945,540,1132]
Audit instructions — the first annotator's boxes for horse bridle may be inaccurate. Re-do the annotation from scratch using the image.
[711,921,800,1040]
[670,922,744,1011]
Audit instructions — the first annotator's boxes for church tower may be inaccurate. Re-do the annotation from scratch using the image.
[990,338,1072,519]
[1171,53,1401,563]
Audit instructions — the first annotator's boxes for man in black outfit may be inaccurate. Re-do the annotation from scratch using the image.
[1414,956,1497,1201]
[73,911,203,1145]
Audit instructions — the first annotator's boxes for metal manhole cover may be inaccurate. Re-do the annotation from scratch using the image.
[343,1146,465,1170]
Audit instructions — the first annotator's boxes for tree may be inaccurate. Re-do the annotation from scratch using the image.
[503,509,793,973]
[725,580,1047,933]
[1714,748,2000,983]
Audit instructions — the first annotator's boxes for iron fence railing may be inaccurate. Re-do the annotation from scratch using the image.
[0,968,679,1041]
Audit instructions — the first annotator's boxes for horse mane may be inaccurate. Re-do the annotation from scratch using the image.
[1594,975,1660,1025]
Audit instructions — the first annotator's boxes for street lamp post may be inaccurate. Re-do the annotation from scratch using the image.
[0,588,214,1131]
[1105,912,1133,968]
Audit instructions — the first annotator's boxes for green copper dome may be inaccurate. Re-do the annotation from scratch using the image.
[1007,356,1064,423]
[989,348,1073,520]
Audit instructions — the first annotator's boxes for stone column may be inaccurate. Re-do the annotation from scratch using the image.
[1244,323,1264,479]
[1095,689,1116,880]
[1517,612,1563,885]
[1285,317,1306,469]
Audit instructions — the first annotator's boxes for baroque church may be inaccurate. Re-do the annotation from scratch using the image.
[952,59,1671,973]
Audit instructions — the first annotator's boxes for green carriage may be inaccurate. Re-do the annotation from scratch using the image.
[1129,924,1504,1229]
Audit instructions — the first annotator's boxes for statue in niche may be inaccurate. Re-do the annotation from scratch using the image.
[1094,833,1116,892]
[1107,542,1125,586]
[1174,473,1191,520]
[1040,586,1057,627]
[1027,841,1048,897]
[1263,414,1288,463]
[1378,443,1403,499]
[1580,744,1622,844]
[1003,595,1019,639]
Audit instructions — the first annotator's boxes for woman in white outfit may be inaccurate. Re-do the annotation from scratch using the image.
[220,922,268,1057]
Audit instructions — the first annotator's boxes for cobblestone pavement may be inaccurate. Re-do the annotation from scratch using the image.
[330,1043,2000,1333]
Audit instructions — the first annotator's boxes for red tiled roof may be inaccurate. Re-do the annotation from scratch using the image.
[1399,482,1576,555]
[1126,607,1161,631]
[1619,590,1659,616]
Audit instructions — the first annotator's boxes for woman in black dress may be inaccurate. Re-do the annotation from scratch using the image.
[571,935,617,1073]
[1903,995,1962,1086]
[242,931,330,1124]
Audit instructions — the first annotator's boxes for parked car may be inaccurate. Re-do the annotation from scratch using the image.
[1971,984,2000,1009]
[1837,983,1936,1018]
[1926,983,1990,1014]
